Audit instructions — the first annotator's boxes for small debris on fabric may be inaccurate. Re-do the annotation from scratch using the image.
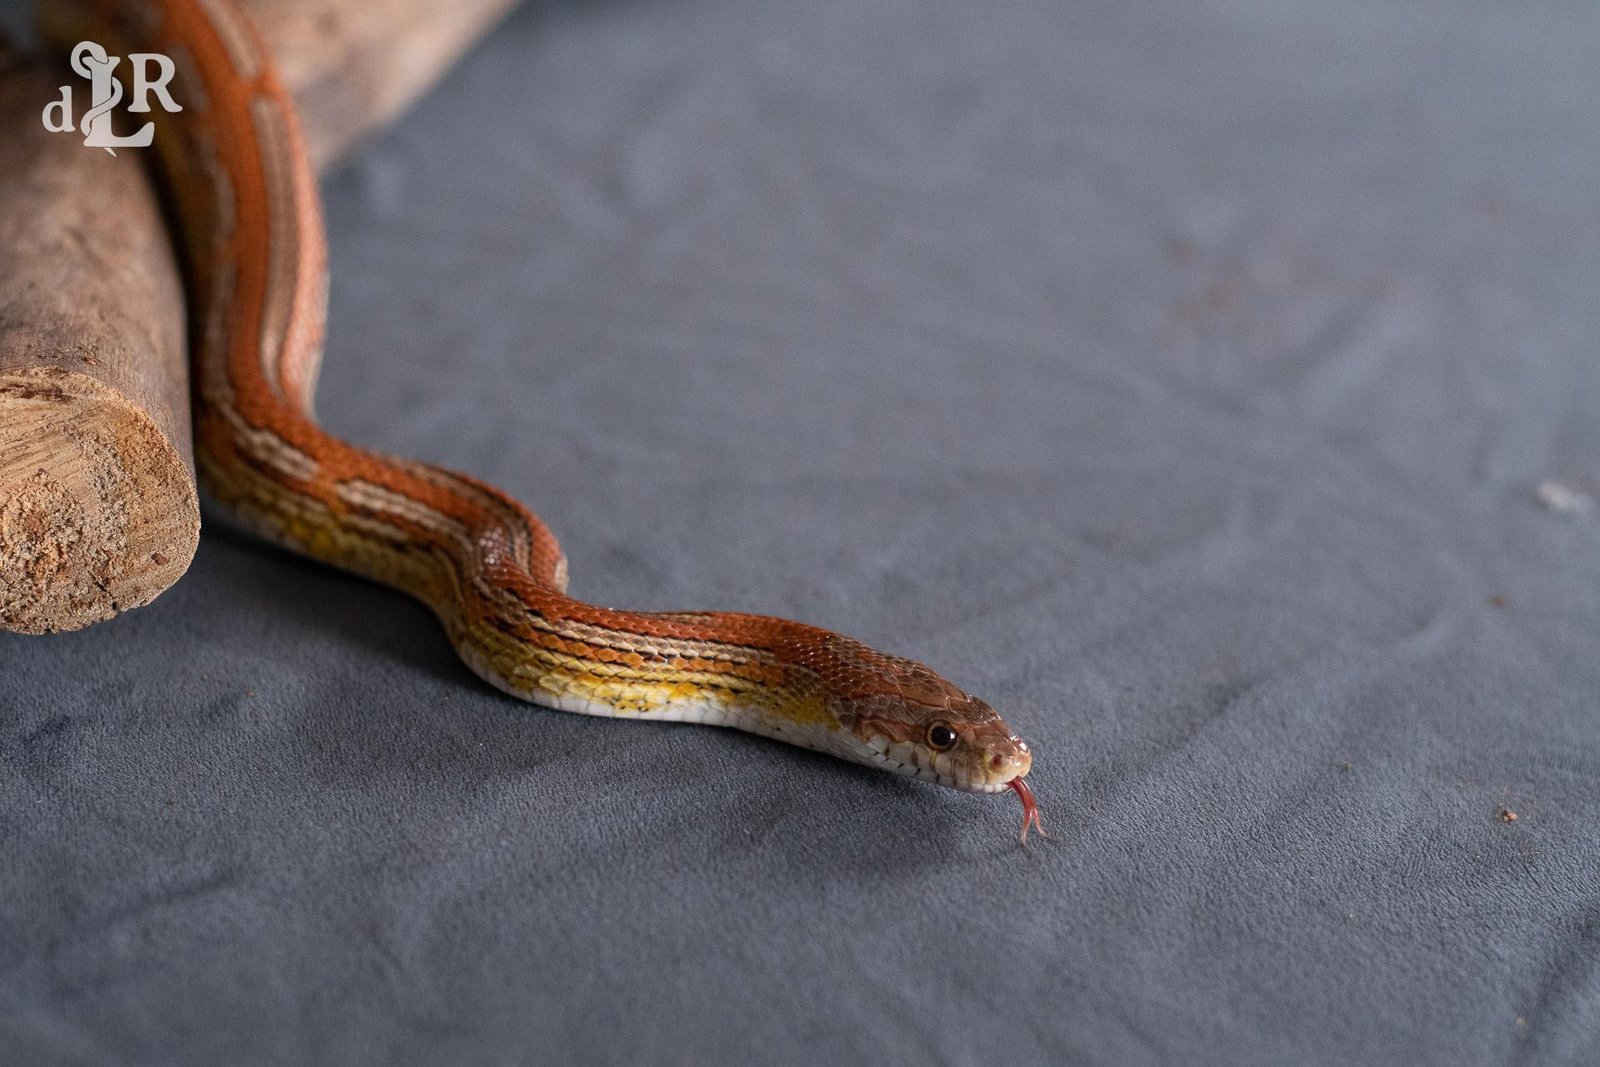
[1489,594,1508,609]
[1498,807,1518,823]
[1535,480,1592,516]
[1206,278,1240,312]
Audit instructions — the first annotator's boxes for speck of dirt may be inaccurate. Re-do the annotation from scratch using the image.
[1205,278,1240,312]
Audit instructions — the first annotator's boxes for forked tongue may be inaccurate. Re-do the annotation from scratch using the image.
[1008,777,1052,846]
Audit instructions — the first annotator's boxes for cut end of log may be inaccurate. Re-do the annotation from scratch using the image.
[0,368,199,634]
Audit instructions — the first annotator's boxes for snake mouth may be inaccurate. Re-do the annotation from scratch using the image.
[858,735,1023,794]
[858,737,1047,843]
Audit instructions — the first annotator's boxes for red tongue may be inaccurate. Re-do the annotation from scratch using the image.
[1008,777,1052,846]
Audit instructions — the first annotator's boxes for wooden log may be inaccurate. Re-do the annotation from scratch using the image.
[239,0,522,171]
[0,44,196,635]
[0,0,519,634]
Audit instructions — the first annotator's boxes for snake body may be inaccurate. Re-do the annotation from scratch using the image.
[66,0,1045,840]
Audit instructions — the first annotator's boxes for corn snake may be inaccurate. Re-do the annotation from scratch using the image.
[53,0,1046,841]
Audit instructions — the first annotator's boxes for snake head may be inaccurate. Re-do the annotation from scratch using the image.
[849,692,1032,794]
[835,666,1047,843]
[824,645,1032,794]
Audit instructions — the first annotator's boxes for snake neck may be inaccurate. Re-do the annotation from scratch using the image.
[453,594,884,767]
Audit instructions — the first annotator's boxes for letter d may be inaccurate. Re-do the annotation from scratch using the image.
[41,86,74,133]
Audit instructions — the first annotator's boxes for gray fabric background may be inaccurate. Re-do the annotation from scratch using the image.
[4,1,1599,1063]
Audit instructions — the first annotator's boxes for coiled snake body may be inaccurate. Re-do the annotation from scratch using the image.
[63,0,1046,841]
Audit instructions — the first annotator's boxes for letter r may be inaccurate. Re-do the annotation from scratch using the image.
[127,53,181,114]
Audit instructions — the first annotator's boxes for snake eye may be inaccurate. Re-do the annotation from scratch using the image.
[926,722,959,751]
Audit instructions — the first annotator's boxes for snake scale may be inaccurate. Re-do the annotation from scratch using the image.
[56,0,1047,842]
